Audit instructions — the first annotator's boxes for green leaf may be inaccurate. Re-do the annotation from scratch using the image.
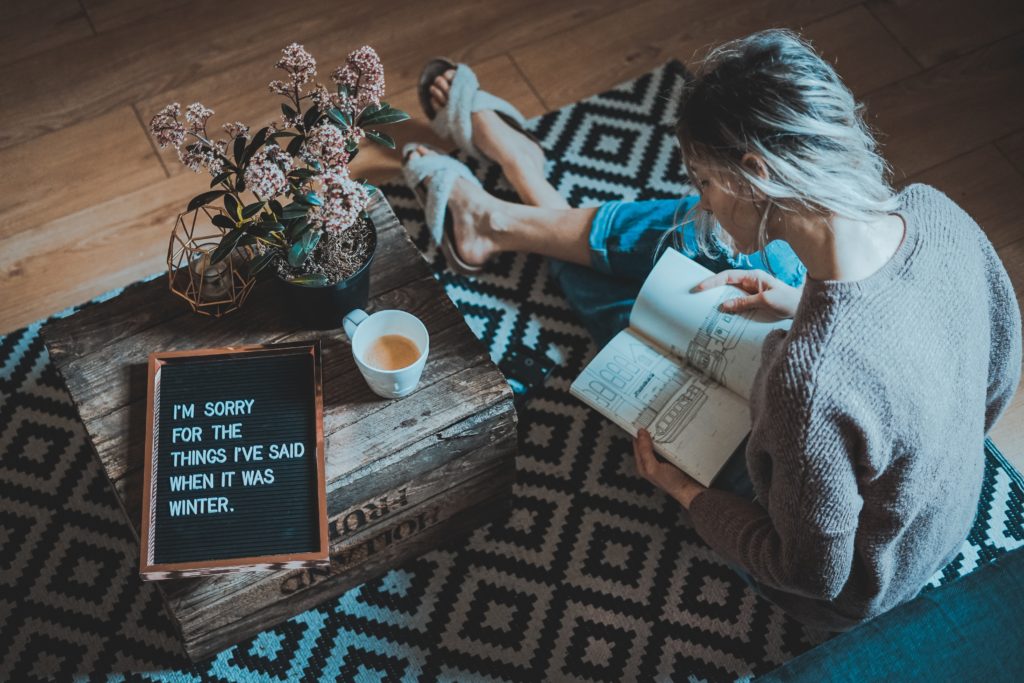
[245,220,281,238]
[359,107,411,127]
[364,129,395,149]
[327,107,351,129]
[187,190,227,212]
[287,273,330,287]
[235,174,246,193]
[361,181,378,196]
[358,103,381,121]
[270,130,298,140]
[287,229,321,268]
[268,199,284,219]
[288,167,316,180]
[242,127,269,165]
[232,136,246,163]
[347,147,359,163]
[209,172,232,188]
[286,135,304,156]
[281,103,297,120]
[336,84,350,99]
[285,216,310,240]
[211,213,236,230]
[210,227,246,264]
[281,203,309,219]
[247,249,277,277]
[224,194,240,219]
[241,201,264,219]
[302,105,320,131]
[298,191,323,207]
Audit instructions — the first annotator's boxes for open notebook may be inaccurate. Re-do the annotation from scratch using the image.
[570,249,792,486]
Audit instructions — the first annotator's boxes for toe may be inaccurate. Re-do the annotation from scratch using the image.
[430,83,447,110]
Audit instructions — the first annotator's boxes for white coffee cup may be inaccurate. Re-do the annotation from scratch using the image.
[343,309,429,399]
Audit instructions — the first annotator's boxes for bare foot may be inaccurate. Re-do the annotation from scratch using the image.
[403,144,504,268]
[429,69,546,179]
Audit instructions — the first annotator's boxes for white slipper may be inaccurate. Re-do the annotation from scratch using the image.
[417,57,544,163]
[401,142,485,276]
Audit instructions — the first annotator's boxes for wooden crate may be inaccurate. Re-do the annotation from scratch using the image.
[40,195,518,660]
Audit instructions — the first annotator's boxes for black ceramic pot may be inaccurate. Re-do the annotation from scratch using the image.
[279,220,377,330]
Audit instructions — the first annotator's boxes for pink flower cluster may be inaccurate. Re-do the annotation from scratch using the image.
[275,43,316,86]
[244,144,293,200]
[150,103,186,148]
[149,102,228,175]
[314,168,370,234]
[302,124,352,167]
[179,144,225,175]
[332,45,385,110]
[185,103,214,135]
[222,121,250,139]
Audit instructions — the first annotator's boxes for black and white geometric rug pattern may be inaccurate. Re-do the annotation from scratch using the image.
[2,60,1023,682]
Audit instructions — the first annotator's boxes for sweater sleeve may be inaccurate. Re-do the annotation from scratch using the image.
[689,387,864,600]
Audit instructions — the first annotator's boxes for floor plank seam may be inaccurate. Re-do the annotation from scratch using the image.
[77,0,98,36]
[133,103,171,179]
[860,2,927,71]
[507,52,550,112]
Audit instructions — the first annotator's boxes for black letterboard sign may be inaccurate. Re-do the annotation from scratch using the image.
[139,341,329,580]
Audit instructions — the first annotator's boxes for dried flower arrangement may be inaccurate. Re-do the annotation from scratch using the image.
[150,43,408,287]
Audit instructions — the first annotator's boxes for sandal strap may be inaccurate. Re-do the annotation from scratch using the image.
[401,144,481,246]
[428,63,532,159]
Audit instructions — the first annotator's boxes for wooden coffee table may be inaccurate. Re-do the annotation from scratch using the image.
[40,196,518,661]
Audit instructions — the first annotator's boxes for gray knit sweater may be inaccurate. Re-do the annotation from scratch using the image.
[689,183,1022,630]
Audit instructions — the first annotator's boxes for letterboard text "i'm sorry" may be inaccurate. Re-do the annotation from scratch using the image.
[167,399,305,517]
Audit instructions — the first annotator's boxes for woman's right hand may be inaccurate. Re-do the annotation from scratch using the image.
[692,269,802,319]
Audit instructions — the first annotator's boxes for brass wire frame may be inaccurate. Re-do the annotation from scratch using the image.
[166,206,256,317]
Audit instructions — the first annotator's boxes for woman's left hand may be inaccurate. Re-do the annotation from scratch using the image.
[633,428,707,509]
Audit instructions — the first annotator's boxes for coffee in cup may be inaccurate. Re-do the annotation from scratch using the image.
[364,334,421,371]
[342,309,430,399]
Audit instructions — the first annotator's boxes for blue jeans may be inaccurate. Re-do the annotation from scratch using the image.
[549,195,807,349]
[549,196,807,585]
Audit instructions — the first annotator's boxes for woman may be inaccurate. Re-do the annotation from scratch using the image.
[402,30,1022,630]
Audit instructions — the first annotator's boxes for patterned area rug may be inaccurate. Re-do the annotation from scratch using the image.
[2,60,1023,683]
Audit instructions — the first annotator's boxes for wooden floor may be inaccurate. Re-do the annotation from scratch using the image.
[3,0,1024,467]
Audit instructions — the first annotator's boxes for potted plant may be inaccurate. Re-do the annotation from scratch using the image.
[149,43,409,328]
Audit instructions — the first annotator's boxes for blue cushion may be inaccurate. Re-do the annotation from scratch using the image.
[756,547,1024,682]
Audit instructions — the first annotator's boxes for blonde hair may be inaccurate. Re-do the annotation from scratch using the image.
[662,29,899,270]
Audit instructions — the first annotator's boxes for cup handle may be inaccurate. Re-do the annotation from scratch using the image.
[343,309,368,342]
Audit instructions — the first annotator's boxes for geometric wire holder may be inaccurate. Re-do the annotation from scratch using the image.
[167,205,256,318]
